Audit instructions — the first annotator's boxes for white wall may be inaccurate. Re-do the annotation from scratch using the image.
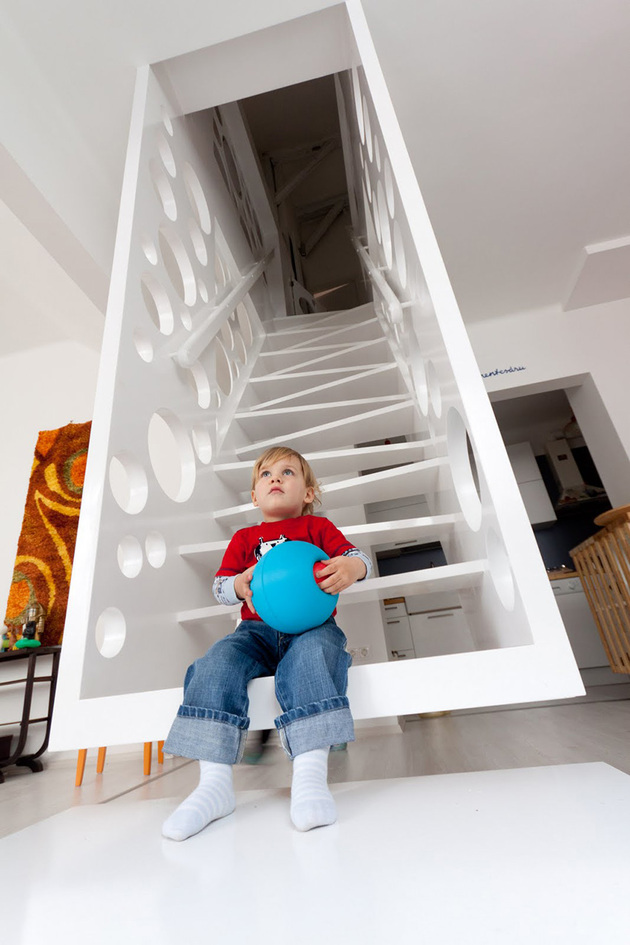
[469,296,630,507]
[0,341,100,618]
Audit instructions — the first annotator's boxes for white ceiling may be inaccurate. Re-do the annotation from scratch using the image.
[2,0,630,354]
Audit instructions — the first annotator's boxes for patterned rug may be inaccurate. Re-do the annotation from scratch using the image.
[4,422,91,647]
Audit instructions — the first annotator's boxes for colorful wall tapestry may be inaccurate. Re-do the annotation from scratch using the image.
[4,422,91,647]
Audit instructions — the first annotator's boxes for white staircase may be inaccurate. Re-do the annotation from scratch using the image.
[49,11,583,752]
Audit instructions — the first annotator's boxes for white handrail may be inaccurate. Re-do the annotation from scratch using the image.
[351,235,403,325]
[174,251,273,368]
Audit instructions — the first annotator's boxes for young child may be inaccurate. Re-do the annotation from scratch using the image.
[162,446,372,840]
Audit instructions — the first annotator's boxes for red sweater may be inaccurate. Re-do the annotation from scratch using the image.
[216,515,358,622]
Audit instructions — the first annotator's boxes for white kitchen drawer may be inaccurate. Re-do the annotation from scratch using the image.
[410,609,476,658]
[388,648,415,661]
[381,601,407,619]
[405,592,460,614]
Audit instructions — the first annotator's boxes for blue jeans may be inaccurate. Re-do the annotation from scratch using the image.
[163,617,354,762]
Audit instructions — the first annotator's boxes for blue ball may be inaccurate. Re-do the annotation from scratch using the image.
[250,540,338,634]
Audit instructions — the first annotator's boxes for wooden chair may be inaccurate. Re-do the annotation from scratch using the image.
[75,740,164,786]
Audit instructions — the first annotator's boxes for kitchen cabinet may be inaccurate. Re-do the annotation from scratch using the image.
[410,608,475,658]
[506,442,556,526]
[367,495,430,554]
[551,577,609,668]
[381,600,415,658]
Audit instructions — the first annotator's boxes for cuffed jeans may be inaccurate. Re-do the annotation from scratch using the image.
[163,617,354,762]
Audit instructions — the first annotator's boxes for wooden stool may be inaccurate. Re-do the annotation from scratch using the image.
[75,740,164,786]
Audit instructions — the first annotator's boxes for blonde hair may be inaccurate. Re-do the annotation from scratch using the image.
[251,446,321,515]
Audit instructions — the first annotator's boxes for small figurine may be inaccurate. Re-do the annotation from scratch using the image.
[1,624,18,652]
[15,603,45,649]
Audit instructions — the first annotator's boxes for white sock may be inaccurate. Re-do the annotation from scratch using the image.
[162,761,235,841]
[290,747,336,832]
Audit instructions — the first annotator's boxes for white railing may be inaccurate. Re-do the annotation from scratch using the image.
[174,251,273,368]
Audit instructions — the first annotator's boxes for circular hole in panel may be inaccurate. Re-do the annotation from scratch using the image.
[215,253,228,290]
[180,306,192,331]
[95,607,126,659]
[236,302,253,346]
[109,452,148,515]
[188,361,211,408]
[146,531,167,569]
[183,162,211,234]
[222,138,242,196]
[157,133,176,177]
[377,181,393,267]
[188,218,208,266]
[141,273,174,335]
[372,192,381,242]
[192,425,213,464]
[133,328,154,363]
[393,220,407,288]
[426,359,442,418]
[158,226,197,306]
[447,408,483,531]
[374,135,382,171]
[147,409,196,503]
[161,106,174,136]
[220,320,234,350]
[234,330,248,364]
[214,338,233,396]
[141,233,158,265]
[384,158,395,217]
[150,159,177,221]
[198,278,209,303]
[117,536,143,579]
[352,69,365,142]
[363,98,373,160]
[486,528,516,611]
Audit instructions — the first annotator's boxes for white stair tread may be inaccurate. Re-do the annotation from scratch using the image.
[245,365,398,403]
[210,440,431,490]
[235,395,409,438]
[179,514,459,562]
[267,301,374,332]
[236,399,418,456]
[262,317,381,352]
[253,337,390,376]
[176,560,486,624]
[213,458,447,522]
[249,364,400,411]
[236,394,408,420]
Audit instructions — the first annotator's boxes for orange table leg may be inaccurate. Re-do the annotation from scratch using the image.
[96,746,107,774]
[75,749,87,787]
[157,740,164,765]
[143,741,152,776]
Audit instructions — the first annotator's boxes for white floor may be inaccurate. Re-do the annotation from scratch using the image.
[4,761,630,943]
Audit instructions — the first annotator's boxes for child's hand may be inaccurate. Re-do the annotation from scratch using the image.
[234,566,257,613]
[315,556,367,595]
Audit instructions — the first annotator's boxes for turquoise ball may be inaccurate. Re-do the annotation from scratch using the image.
[250,540,338,634]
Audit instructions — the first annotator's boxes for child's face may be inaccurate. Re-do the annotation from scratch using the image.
[251,456,314,522]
